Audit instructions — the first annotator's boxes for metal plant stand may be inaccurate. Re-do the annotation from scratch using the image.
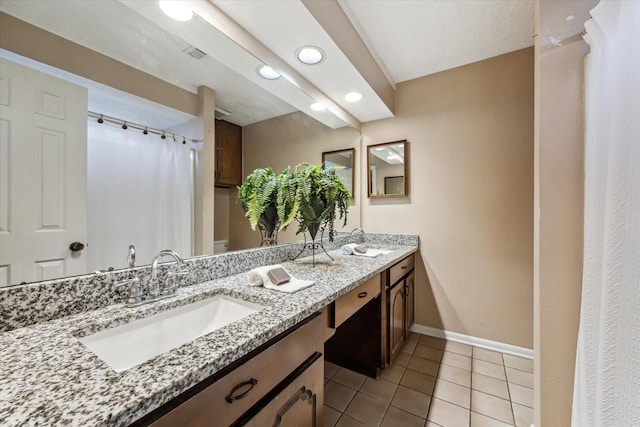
[291,222,333,266]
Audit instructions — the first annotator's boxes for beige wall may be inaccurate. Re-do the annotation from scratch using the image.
[534,0,594,424]
[362,48,534,348]
[232,111,361,250]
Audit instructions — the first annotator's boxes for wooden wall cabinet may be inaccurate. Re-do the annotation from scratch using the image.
[386,254,416,363]
[215,119,243,187]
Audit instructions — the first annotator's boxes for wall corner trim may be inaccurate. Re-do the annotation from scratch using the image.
[411,323,534,360]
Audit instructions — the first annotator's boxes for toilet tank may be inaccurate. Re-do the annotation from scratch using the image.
[214,240,229,254]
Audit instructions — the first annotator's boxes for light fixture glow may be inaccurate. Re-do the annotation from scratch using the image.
[159,0,193,21]
[296,46,324,65]
[257,65,280,80]
[310,102,326,111]
[344,92,363,102]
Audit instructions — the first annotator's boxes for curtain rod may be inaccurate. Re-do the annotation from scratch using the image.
[87,111,202,143]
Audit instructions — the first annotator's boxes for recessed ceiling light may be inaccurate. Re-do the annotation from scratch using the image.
[310,102,326,111]
[296,46,325,65]
[257,65,280,80]
[159,1,193,21]
[344,92,363,102]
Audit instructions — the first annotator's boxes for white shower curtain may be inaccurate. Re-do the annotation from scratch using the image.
[87,120,193,271]
[572,1,640,425]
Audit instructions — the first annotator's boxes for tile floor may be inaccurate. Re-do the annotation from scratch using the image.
[324,332,533,427]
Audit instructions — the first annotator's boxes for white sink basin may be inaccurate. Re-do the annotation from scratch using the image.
[79,295,264,372]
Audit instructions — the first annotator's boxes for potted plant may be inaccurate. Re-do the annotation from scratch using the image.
[237,167,280,245]
[277,162,350,243]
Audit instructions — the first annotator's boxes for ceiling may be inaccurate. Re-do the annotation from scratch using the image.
[0,0,534,129]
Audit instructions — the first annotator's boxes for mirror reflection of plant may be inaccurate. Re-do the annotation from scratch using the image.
[277,163,350,241]
[237,167,278,231]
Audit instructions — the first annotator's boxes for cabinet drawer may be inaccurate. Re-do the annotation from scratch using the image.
[151,315,322,427]
[389,254,415,285]
[334,275,380,328]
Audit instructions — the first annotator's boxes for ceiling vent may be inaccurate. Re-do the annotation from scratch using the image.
[214,107,232,119]
[183,46,207,60]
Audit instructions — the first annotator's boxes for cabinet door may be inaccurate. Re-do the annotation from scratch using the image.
[405,271,415,331]
[215,119,242,187]
[243,355,323,427]
[388,282,406,362]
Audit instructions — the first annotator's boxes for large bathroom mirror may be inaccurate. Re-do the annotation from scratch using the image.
[0,1,360,287]
[322,148,355,199]
[367,140,409,198]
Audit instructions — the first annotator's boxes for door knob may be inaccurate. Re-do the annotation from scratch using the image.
[69,242,85,252]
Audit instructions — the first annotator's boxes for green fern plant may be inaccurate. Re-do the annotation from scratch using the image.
[277,162,350,241]
[237,167,279,231]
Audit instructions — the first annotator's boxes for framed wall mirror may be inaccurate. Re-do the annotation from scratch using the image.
[368,140,409,198]
[322,148,355,199]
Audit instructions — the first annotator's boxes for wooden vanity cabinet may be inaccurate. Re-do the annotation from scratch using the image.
[386,254,416,363]
[141,314,323,427]
[324,275,382,378]
[215,119,242,187]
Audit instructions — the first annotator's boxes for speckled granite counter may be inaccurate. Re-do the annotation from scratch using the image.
[0,242,417,426]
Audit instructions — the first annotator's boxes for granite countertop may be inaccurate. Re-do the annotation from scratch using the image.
[0,244,417,426]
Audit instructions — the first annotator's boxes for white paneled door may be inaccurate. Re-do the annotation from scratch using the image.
[0,58,87,286]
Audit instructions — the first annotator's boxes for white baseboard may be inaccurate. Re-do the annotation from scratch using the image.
[410,323,533,360]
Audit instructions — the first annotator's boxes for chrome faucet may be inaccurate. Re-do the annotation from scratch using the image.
[115,249,189,308]
[350,227,365,244]
[148,249,189,299]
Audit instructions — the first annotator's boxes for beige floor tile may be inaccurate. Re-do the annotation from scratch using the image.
[473,348,504,365]
[407,332,420,343]
[433,379,471,409]
[325,380,357,412]
[393,351,411,367]
[379,363,406,384]
[426,423,445,427]
[344,392,388,426]
[332,368,366,390]
[391,385,432,418]
[508,383,533,408]
[427,397,471,427]
[503,354,533,373]
[419,335,446,349]
[325,361,340,379]
[381,405,425,427]
[335,414,366,427]
[438,363,472,388]
[470,411,515,427]
[359,377,398,403]
[505,367,533,388]
[442,350,472,371]
[324,405,341,427]
[444,341,473,357]
[472,373,510,400]
[400,370,437,395]
[512,402,534,427]
[401,340,418,354]
[473,359,507,381]
[407,354,440,376]
[414,344,444,362]
[471,390,514,425]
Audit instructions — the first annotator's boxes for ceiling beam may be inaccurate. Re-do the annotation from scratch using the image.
[301,0,395,114]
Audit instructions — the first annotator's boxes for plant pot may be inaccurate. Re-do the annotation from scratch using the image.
[260,204,279,238]
[307,222,321,241]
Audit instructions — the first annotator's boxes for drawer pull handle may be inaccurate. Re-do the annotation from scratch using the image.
[358,292,368,298]
[401,265,408,270]
[225,378,258,403]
